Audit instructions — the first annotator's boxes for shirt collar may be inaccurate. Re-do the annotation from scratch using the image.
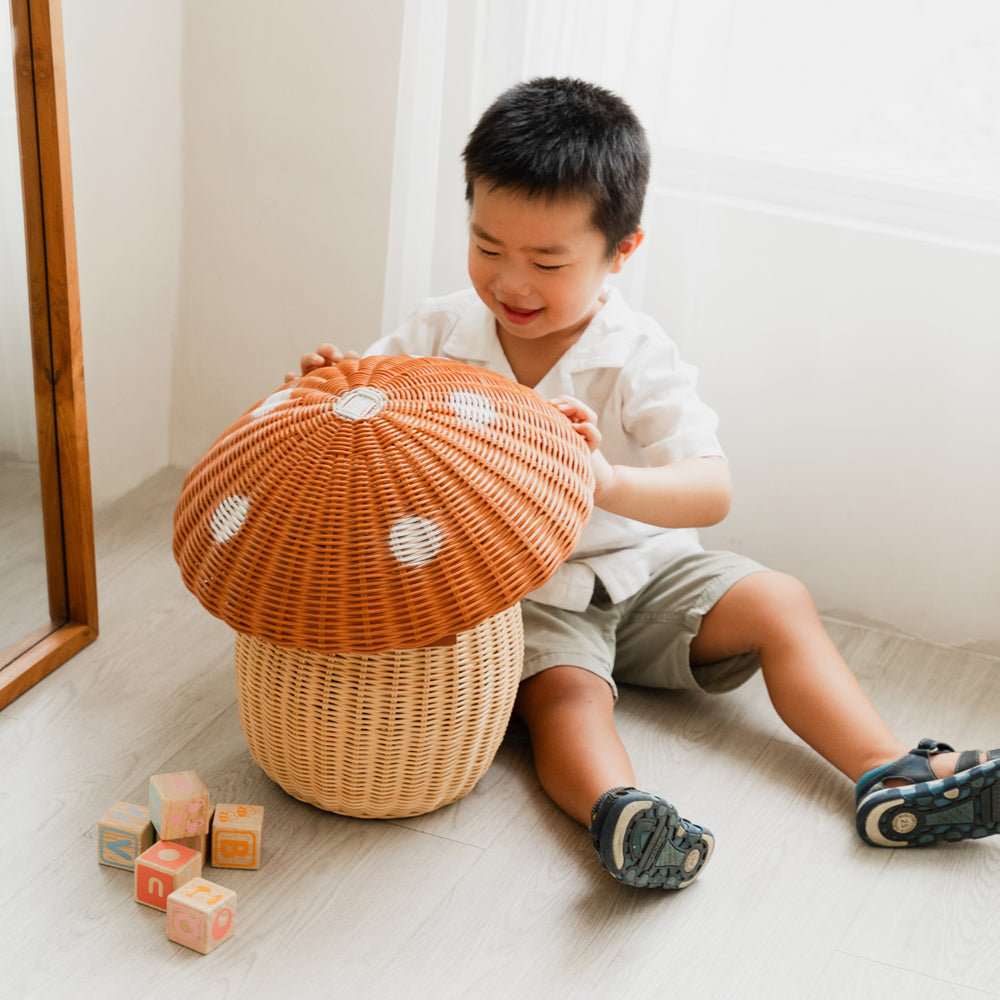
[562,286,634,372]
[441,286,636,378]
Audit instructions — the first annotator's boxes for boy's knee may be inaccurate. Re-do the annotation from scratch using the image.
[736,570,819,628]
[516,665,613,715]
[754,570,815,608]
[741,570,821,636]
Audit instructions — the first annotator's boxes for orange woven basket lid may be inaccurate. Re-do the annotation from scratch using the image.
[173,355,594,652]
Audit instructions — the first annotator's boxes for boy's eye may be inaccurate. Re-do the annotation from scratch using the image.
[475,244,499,258]
[535,263,566,272]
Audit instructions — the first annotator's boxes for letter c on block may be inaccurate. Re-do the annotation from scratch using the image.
[170,908,203,948]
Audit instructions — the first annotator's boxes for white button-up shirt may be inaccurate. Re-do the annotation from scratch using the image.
[367,287,725,611]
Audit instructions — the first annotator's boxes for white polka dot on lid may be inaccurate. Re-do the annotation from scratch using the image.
[449,390,497,426]
[251,388,294,419]
[388,516,444,567]
[210,495,251,543]
[334,387,388,421]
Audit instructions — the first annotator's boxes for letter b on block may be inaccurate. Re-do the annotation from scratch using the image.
[211,803,264,870]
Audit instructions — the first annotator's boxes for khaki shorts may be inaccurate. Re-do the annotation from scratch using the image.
[520,551,769,699]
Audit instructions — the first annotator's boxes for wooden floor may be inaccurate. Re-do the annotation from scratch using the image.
[2,467,999,1000]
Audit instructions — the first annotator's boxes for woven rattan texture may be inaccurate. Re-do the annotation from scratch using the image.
[233,605,524,818]
[173,356,593,652]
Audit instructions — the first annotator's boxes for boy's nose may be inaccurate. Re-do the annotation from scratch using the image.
[495,266,533,298]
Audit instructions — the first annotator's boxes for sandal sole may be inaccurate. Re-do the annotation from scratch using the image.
[856,758,1000,847]
[597,796,714,888]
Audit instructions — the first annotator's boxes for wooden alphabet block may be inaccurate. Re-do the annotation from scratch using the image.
[148,770,211,839]
[97,801,154,870]
[167,877,236,954]
[211,803,264,870]
[134,841,202,911]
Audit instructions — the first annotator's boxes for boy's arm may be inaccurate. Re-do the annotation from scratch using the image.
[592,455,732,528]
[551,395,731,529]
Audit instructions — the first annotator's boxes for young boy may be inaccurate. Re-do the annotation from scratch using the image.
[298,78,1000,889]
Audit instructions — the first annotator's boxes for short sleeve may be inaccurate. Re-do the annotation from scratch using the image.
[620,332,724,466]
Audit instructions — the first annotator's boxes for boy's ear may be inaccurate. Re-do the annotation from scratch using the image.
[609,229,644,273]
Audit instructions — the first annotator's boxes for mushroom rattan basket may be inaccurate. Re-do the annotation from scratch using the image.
[173,355,593,817]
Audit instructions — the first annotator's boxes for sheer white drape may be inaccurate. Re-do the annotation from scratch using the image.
[384,0,1000,331]
[382,0,679,330]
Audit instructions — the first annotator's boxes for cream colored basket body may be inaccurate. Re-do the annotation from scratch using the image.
[233,605,524,819]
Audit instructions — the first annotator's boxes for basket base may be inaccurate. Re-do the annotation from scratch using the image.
[233,606,524,819]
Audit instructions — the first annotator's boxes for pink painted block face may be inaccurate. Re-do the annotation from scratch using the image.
[162,772,194,794]
[136,862,179,909]
[135,843,201,910]
[151,773,211,838]
[212,907,234,942]
[167,879,237,953]
[168,904,206,950]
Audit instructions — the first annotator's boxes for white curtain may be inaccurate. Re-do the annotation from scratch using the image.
[384,0,1000,332]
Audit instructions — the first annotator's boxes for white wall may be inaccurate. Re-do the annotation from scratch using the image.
[58,1,405,502]
[170,0,405,467]
[645,193,1000,651]
[62,0,183,505]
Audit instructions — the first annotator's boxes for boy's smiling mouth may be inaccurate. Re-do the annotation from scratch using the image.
[500,302,543,326]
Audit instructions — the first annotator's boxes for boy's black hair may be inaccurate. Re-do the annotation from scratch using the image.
[462,77,650,258]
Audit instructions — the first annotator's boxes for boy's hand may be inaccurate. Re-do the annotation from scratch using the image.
[550,395,732,526]
[550,395,615,496]
[284,344,360,383]
[550,396,600,451]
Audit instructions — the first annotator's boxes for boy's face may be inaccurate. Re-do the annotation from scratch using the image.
[467,182,641,353]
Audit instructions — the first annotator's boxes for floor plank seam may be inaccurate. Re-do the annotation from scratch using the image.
[821,614,1000,666]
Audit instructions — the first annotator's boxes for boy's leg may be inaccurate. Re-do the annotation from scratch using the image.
[688,569,967,782]
[514,665,634,826]
[515,664,714,888]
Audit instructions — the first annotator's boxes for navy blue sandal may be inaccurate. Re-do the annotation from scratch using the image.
[589,787,714,889]
[855,738,1000,847]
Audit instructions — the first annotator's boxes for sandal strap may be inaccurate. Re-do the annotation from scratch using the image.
[956,748,1000,771]
[855,738,954,802]
[912,738,955,757]
[855,739,1000,803]
[589,786,637,848]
